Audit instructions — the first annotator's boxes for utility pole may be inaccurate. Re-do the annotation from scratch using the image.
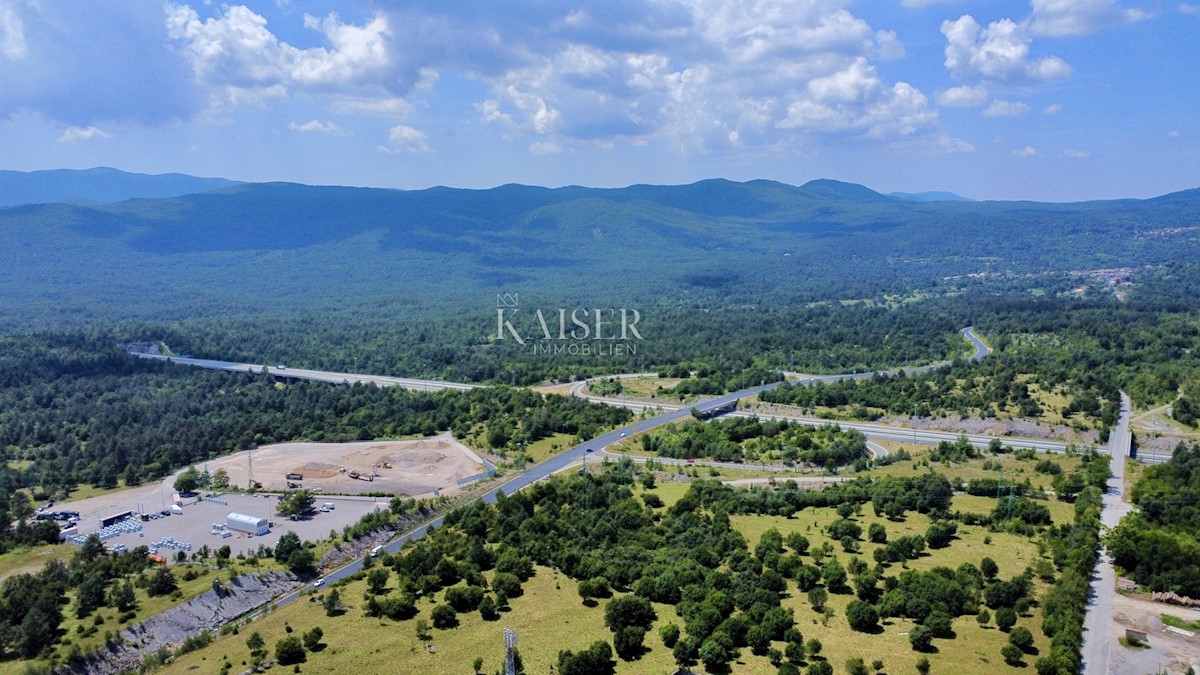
[504,628,517,675]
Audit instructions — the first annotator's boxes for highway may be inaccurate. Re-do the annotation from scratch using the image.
[130,353,477,392]
[571,327,1071,454]
[1080,392,1134,675]
[141,325,1085,616]
[270,381,779,609]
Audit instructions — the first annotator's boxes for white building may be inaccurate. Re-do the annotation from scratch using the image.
[226,512,269,536]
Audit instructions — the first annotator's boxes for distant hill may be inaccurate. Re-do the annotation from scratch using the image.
[0,167,242,207]
[889,191,975,202]
[0,176,1197,328]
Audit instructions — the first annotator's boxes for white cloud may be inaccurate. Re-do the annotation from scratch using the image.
[1169,129,1182,137]
[58,125,110,142]
[982,99,1030,117]
[942,15,1071,83]
[1043,103,1062,114]
[901,0,962,7]
[0,3,26,59]
[1061,148,1089,158]
[936,84,988,107]
[380,124,429,153]
[874,30,906,60]
[529,140,562,155]
[289,119,346,135]
[777,58,936,139]
[1030,0,1149,36]
[160,2,946,155]
[1182,4,1200,14]
[1011,145,1038,157]
[332,96,413,117]
[165,4,393,99]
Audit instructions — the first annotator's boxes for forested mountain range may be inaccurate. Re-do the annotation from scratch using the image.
[0,167,240,208]
[0,171,1197,332]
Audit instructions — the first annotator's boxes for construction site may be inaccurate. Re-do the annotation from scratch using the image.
[204,433,487,498]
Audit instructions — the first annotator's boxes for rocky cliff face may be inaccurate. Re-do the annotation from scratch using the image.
[57,571,300,675]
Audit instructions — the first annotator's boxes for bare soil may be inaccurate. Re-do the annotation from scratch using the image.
[206,433,484,496]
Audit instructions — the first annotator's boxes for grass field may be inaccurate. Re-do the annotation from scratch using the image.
[152,471,1065,675]
[161,565,699,675]
[0,543,74,583]
[519,432,576,463]
[861,450,1083,493]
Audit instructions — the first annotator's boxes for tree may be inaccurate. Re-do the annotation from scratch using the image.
[976,608,991,627]
[303,626,323,651]
[146,566,178,596]
[660,623,680,648]
[479,594,499,620]
[491,571,523,600]
[908,624,933,652]
[1009,626,1034,652]
[367,567,390,594]
[821,559,847,591]
[805,638,822,658]
[807,661,833,675]
[275,531,301,561]
[75,571,107,618]
[604,595,656,632]
[174,465,200,493]
[1001,643,1023,665]
[578,576,611,603]
[846,657,870,675]
[472,656,484,674]
[868,523,887,544]
[916,656,931,675]
[277,490,315,519]
[845,600,879,632]
[924,609,953,638]
[995,606,1017,632]
[558,640,614,675]
[981,556,999,580]
[613,626,646,660]
[431,603,457,629]
[699,630,737,673]
[323,588,342,616]
[807,586,828,611]
[109,579,137,612]
[275,635,305,665]
[286,546,316,575]
[785,639,805,664]
[245,631,266,657]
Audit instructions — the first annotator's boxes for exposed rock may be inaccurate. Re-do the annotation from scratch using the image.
[56,571,300,675]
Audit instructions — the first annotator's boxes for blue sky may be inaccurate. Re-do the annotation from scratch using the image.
[0,1,1195,201]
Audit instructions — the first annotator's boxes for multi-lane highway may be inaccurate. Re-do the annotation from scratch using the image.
[271,381,777,608]
[139,325,1086,613]
[130,353,477,392]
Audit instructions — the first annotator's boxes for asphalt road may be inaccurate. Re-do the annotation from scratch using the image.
[137,325,1059,614]
[1080,392,1134,675]
[271,381,783,609]
[130,353,477,392]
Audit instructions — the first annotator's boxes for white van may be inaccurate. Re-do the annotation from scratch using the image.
[370,545,383,557]
[322,502,334,511]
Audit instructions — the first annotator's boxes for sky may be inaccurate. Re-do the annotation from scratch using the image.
[0,1,1196,201]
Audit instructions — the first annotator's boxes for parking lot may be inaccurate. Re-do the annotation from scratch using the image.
[82,492,390,560]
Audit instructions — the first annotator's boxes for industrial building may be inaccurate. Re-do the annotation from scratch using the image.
[226,512,270,536]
